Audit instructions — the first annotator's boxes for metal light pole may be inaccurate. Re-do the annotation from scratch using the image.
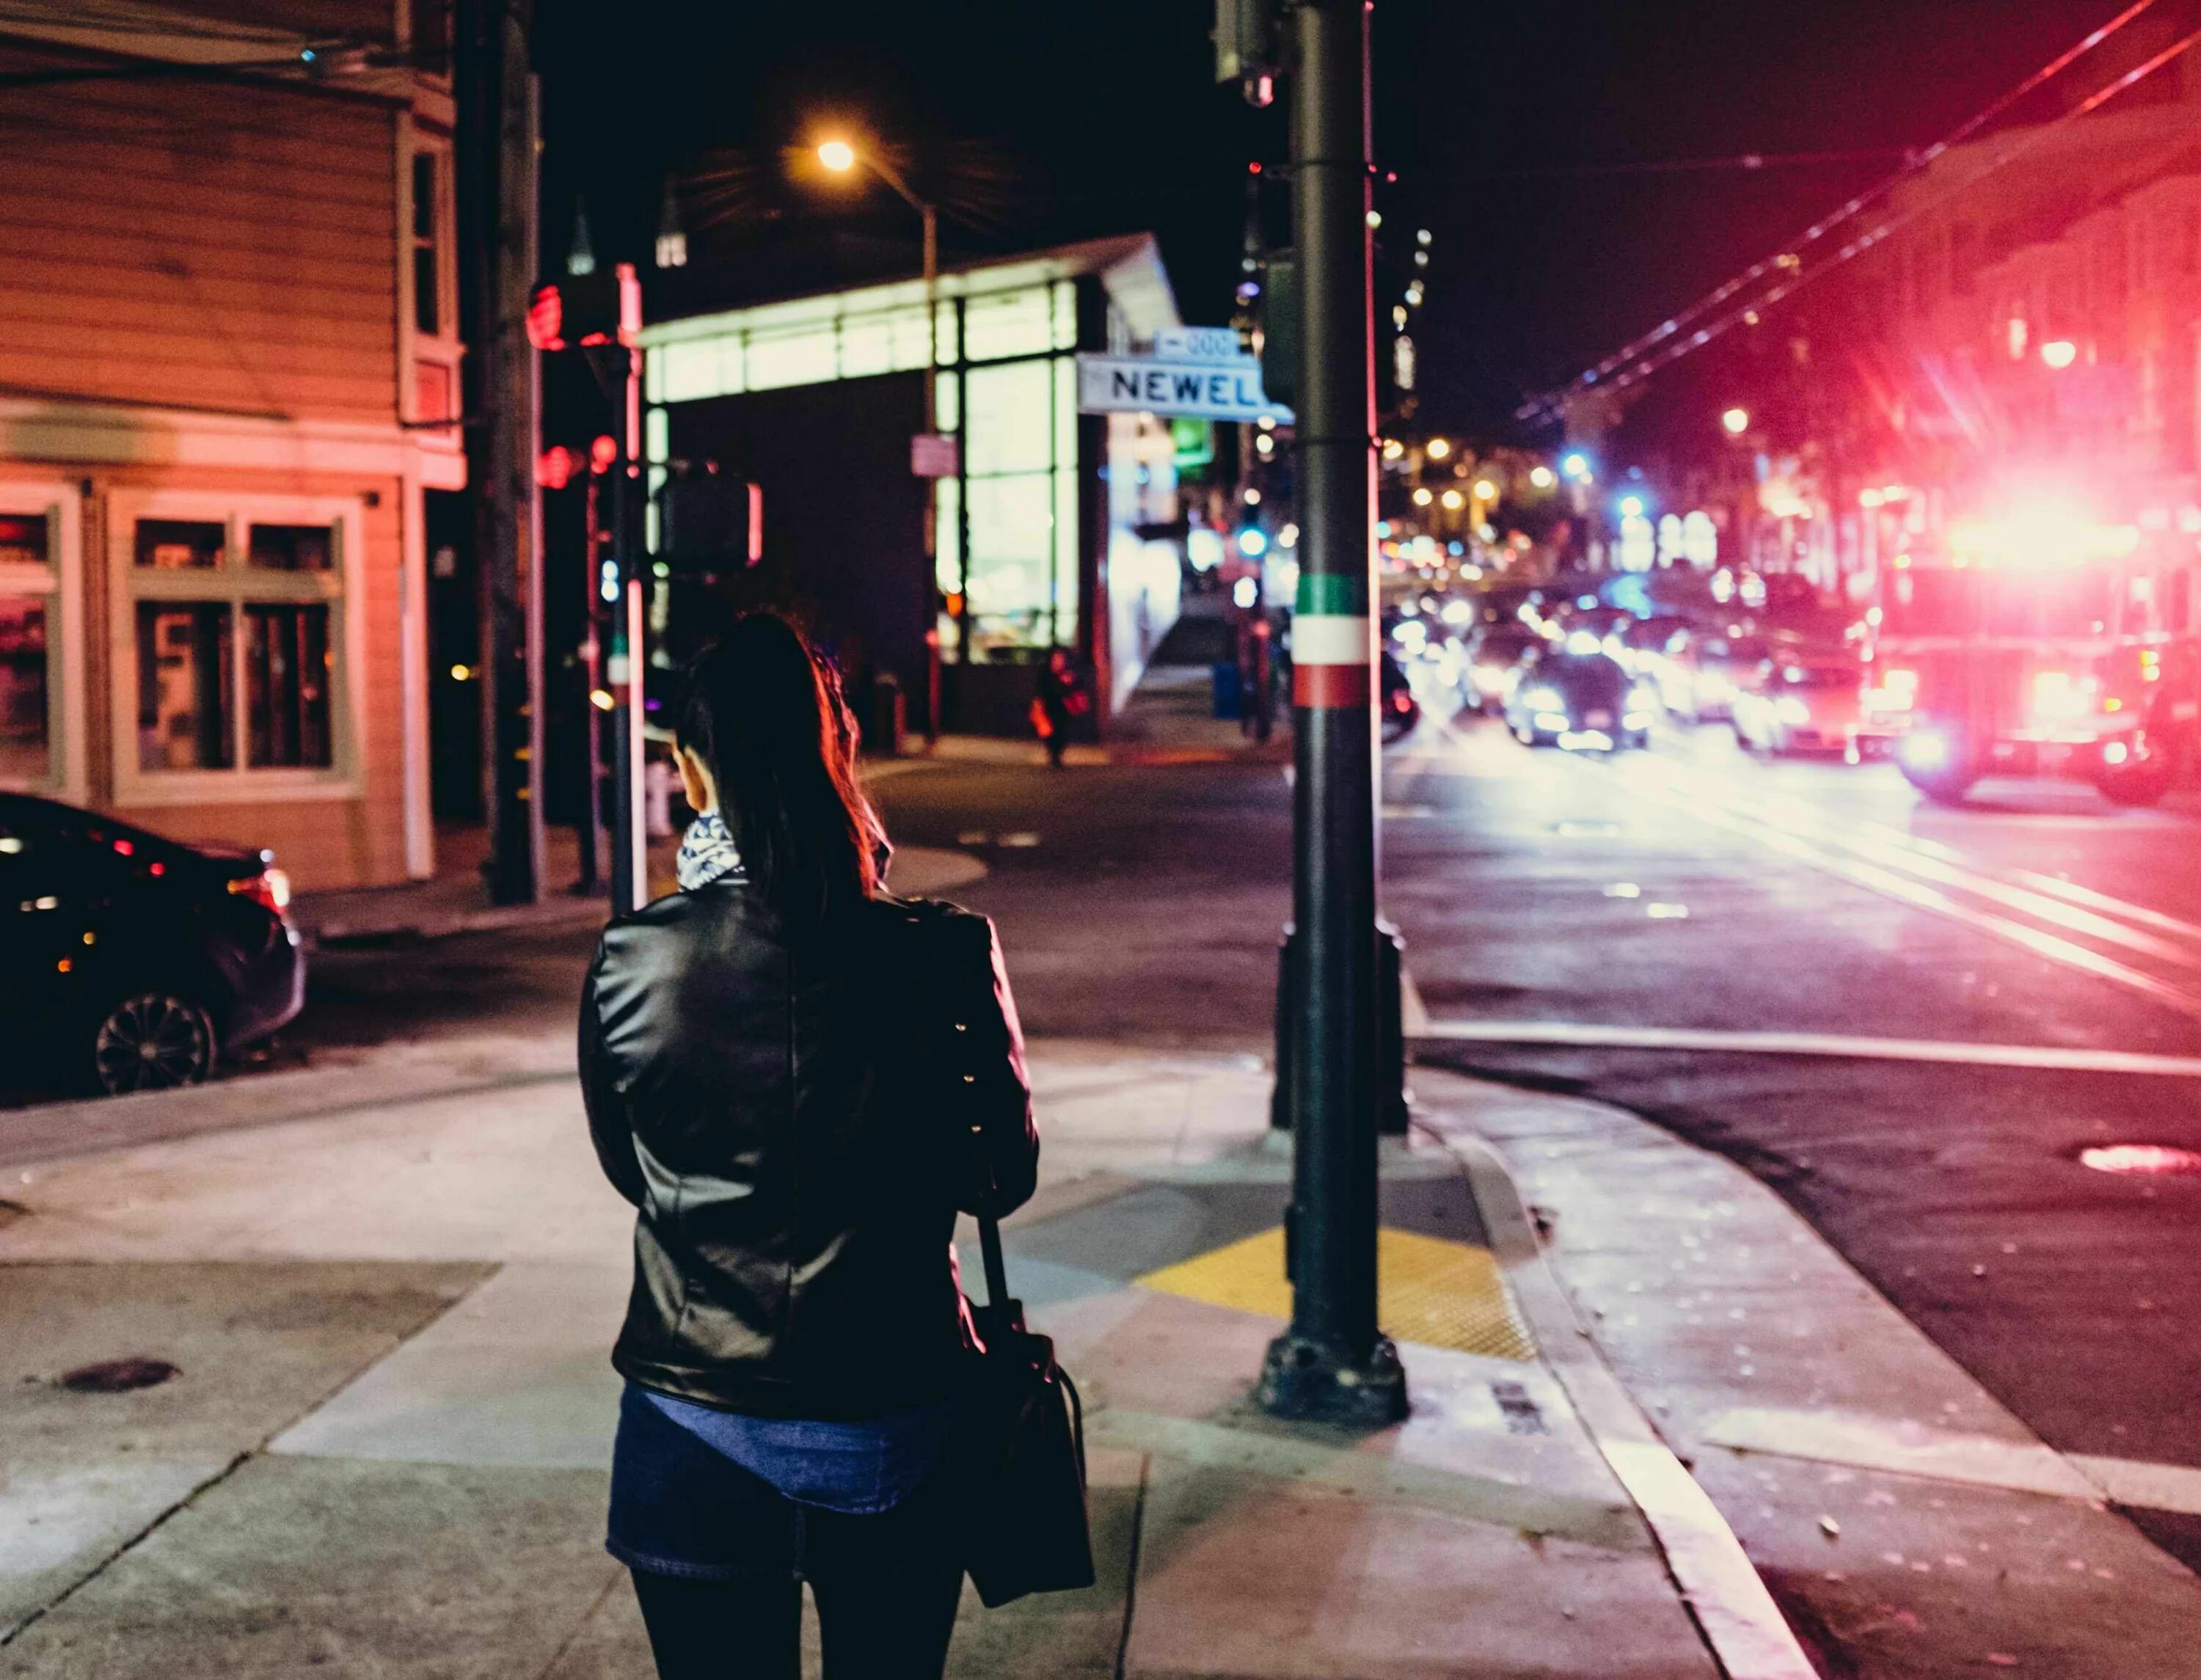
[817,140,949,688]
[1256,0,1406,1426]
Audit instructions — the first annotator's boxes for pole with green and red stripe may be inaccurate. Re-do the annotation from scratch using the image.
[1256,0,1406,1427]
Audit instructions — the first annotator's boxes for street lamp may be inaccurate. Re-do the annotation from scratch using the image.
[1425,436,1451,460]
[1721,406,1751,436]
[1472,478,1499,501]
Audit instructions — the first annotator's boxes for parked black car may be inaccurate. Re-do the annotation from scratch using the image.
[0,794,304,1094]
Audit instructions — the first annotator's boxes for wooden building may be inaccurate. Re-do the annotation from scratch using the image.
[0,3,461,888]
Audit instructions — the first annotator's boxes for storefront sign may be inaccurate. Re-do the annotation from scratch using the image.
[1076,353,1292,423]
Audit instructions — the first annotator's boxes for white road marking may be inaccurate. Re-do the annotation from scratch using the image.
[1412,1018,2201,1077]
[1702,1406,2201,1517]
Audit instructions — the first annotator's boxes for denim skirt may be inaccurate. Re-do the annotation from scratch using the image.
[607,1384,958,1582]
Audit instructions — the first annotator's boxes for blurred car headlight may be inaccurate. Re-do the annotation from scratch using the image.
[1522,684,1564,712]
[1774,695,1811,726]
[2029,669,2096,724]
[1698,671,1735,703]
[1898,728,1952,771]
[1472,661,1508,694]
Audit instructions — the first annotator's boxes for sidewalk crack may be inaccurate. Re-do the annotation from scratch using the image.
[1113,1452,1150,1680]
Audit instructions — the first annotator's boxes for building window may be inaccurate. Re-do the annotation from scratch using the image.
[412,151,443,337]
[115,500,352,798]
[0,507,58,789]
[136,602,232,770]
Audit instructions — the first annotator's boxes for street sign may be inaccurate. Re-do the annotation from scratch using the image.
[910,432,960,478]
[1154,325,1244,360]
[1076,353,1293,423]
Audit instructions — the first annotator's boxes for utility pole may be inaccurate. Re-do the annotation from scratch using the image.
[457,0,544,903]
[1255,0,1406,1425]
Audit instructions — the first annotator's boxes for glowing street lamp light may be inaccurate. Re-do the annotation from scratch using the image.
[1618,494,1646,519]
[1425,437,1452,460]
[1721,406,1751,436]
[816,139,857,173]
[1528,465,1556,489]
[1439,489,1465,511]
[1472,478,1499,501]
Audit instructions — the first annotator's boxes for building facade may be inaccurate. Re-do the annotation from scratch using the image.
[0,4,461,888]
[639,235,1186,729]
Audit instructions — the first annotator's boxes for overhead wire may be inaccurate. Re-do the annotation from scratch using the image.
[1516,0,2169,420]
[1545,19,2201,414]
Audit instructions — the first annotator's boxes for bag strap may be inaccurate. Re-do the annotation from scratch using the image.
[979,1208,1017,1321]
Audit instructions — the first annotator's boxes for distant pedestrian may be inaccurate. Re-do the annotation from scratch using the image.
[1031,646,1089,767]
[580,613,1040,1680]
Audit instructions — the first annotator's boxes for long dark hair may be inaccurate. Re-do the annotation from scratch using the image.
[673,614,882,920]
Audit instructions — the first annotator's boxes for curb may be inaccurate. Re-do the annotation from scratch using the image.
[1439,1119,1818,1680]
[303,894,610,951]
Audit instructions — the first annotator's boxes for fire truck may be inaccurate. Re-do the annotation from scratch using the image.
[1852,511,2201,806]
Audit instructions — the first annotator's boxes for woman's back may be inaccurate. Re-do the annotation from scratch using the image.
[583,880,1036,1422]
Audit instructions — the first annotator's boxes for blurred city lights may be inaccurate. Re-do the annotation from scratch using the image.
[1426,437,1451,459]
[1233,576,1259,609]
[1561,453,1591,481]
[1440,489,1464,510]
[1381,438,1404,461]
[817,139,856,172]
[2040,339,2078,370]
[1237,527,1269,558]
[1411,486,1434,506]
[1618,494,1646,519]
[1244,486,1261,505]
[1721,406,1751,435]
[1472,478,1498,500]
[1278,522,1299,547]
[1529,465,1556,489]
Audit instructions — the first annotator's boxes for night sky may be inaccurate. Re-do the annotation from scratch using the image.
[536,1,2156,443]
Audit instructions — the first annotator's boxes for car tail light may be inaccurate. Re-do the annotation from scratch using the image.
[228,868,291,916]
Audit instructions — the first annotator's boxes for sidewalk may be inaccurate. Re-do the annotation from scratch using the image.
[1,1037,1758,1679]
[291,822,985,949]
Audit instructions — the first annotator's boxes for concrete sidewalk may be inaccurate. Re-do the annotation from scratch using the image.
[0,1037,1767,1679]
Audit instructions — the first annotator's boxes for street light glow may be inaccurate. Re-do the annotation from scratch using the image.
[1440,489,1465,510]
[1562,452,1590,481]
[1529,465,1557,489]
[2040,340,2078,370]
[1425,437,1451,459]
[1618,494,1646,519]
[1721,406,1750,435]
[1412,486,1434,506]
[817,139,857,172]
[1472,478,1498,500]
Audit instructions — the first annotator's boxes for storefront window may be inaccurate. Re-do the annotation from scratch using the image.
[244,604,332,767]
[136,519,225,569]
[121,507,347,792]
[136,602,233,770]
[0,595,48,781]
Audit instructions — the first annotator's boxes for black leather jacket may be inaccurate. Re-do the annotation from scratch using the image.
[580,886,1039,1420]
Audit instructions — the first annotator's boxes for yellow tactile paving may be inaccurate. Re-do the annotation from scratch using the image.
[1136,1226,1536,1362]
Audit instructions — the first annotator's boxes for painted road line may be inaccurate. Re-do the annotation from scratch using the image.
[1412,1019,2201,1077]
[1702,1406,2201,1517]
[1644,764,2201,973]
[1621,767,2201,1023]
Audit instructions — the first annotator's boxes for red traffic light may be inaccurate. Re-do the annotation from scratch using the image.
[589,434,619,472]
[525,285,563,351]
[536,445,577,489]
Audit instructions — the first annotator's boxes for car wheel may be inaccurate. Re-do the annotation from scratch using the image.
[92,991,216,1095]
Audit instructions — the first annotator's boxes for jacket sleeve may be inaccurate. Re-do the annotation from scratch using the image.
[956,915,1040,1219]
[579,938,648,1208]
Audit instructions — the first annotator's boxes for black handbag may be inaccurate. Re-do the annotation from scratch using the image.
[958,1210,1098,1607]
[897,894,1095,1608]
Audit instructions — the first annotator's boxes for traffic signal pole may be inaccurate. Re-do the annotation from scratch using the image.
[1256,0,1406,1425]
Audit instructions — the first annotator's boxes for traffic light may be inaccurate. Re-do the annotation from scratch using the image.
[659,471,762,571]
[1215,0,1280,105]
